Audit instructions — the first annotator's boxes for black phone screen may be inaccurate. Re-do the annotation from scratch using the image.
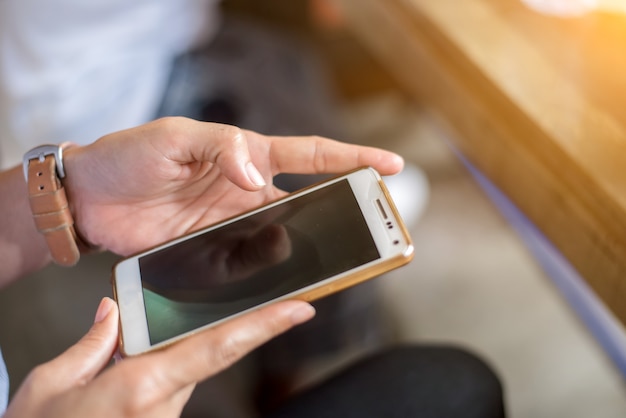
[139,180,380,345]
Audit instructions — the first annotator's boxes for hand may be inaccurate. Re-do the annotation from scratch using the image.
[4,297,316,418]
[63,117,404,255]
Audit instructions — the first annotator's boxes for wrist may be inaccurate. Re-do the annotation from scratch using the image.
[61,145,102,254]
[22,143,98,266]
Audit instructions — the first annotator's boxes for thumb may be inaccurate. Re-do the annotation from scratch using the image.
[45,298,119,391]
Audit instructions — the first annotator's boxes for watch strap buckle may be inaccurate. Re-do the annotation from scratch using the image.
[23,144,66,181]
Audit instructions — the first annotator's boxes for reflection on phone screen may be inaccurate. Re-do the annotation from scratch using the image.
[139,180,380,344]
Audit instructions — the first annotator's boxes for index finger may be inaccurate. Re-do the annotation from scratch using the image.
[101,300,315,406]
[264,134,405,176]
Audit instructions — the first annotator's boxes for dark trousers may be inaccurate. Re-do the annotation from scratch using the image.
[266,345,506,418]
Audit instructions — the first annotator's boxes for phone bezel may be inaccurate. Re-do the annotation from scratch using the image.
[112,167,414,356]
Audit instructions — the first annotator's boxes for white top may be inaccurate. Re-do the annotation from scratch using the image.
[0,347,8,414]
[0,0,220,167]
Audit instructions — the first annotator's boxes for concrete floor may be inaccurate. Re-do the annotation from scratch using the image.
[1,92,626,417]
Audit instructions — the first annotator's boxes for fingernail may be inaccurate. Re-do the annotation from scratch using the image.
[290,304,316,325]
[94,297,114,323]
[246,162,266,187]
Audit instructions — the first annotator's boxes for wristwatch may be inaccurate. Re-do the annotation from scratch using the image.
[23,144,80,266]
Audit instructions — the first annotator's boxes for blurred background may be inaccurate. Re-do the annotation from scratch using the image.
[1,1,626,417]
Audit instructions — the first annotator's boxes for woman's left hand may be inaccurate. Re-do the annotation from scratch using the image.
[63,117,404,255]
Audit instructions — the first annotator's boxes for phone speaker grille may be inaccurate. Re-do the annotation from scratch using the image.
[376,199,388,220]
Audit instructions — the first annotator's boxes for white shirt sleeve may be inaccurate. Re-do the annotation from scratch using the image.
[0,347,8,415]
[0,0,220,167]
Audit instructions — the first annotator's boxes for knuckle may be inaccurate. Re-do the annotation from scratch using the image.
[311,136,327,172]
[115,373,158,414]
[221,125,245,146]
[152,116,190,142]
[210,336,244,369]
[213,125,246,164]
[154,115,189,130]
[119,398,145,417]
[80,327,111,351]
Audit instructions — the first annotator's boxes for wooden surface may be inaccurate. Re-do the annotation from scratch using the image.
[333,0,626,325]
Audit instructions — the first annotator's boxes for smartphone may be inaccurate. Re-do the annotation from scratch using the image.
[112,167,414,356]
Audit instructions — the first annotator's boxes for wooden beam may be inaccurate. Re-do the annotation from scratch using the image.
[334,0,626,324]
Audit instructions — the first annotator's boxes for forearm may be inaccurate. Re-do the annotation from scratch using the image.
[0,165,51,288]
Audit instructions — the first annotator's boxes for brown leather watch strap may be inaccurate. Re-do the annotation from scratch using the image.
[24,146,80,266]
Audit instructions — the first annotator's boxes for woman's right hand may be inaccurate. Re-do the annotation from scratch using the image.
[4,297,315,418]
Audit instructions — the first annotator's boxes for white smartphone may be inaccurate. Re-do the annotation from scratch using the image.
[112,167,414,356]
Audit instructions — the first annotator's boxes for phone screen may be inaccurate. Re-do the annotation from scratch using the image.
[139,179,381,344]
